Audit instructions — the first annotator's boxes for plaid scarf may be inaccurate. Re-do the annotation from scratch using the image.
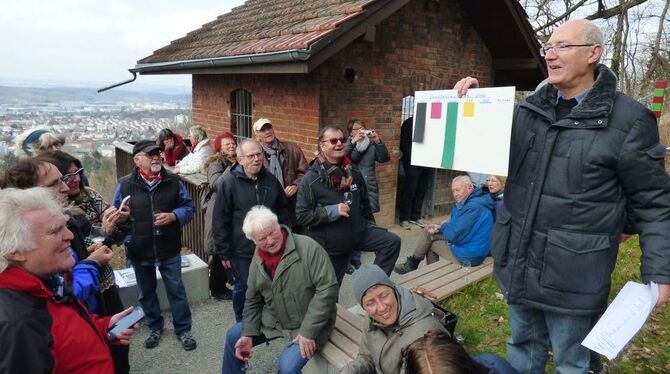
[315,153,353,190]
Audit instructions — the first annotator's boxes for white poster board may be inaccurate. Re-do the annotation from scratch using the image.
[411,87,515,176]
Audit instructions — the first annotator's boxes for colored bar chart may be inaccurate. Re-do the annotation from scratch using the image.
[410,87,515,176]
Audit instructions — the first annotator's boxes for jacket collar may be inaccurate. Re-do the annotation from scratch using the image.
[232,163,268,182]
[0,266,53,299]
[523,64,618,128]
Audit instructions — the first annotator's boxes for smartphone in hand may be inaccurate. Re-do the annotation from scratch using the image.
[117,195,131,212]
[107,306,144,341]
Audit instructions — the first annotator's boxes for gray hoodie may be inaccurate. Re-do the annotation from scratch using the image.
[343,265,446,374]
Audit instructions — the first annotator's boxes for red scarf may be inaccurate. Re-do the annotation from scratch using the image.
[257,229,288,278]
[137,167,162,182]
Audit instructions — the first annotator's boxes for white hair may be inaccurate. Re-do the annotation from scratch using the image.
[0,187,62,273]
[242,206,280,240]
[188,126,207,142]
[236,138,262,158]
[452,175,473,188]
[13,127,66,157]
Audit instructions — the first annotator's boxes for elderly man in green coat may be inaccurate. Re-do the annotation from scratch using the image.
[221,205,338,374]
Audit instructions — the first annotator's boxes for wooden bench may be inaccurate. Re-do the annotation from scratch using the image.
[304,257,495,373]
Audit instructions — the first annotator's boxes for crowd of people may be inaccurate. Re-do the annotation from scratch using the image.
[1,18,670,374]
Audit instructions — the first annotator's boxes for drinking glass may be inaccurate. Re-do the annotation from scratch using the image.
[343,191,353,206]
[90,223,106,244]
[461,259,472,283]
[153,210,163,236]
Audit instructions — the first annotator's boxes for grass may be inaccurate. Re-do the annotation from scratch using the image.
[441,236,670,373]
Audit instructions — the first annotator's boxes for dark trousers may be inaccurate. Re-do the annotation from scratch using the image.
[399,165,432,221]
[231,257,252,323]
[329,226,401,284]
[209,253,232,294]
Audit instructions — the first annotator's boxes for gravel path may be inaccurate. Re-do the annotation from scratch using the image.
[128,222,429,373]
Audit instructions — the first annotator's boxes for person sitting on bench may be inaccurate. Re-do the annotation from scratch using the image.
[394,175,493,274]
[341,264,446,374]
[221,206,338,374]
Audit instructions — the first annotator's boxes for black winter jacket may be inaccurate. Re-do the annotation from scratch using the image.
[494,64,670,315]
[296,161,373,256]
[212,164,289,260]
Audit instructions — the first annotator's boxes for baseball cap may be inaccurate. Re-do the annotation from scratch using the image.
[253,118,272,132]
[132,140,163,156]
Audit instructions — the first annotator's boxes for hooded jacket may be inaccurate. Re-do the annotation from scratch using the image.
[440,188,494,266]
[175,138,213,174]
[241,228,338,348]
[0,267,113,373]
[494,64,670,315]
[212,164,289,260]
[341,286,446,374]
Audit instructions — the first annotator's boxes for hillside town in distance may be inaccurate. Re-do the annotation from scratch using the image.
[0,84,191,158]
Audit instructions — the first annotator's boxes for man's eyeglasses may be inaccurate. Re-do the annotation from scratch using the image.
[138,151,162,158]
[61,168,84,183]
[540,44,596,57]
[321,137,346,145]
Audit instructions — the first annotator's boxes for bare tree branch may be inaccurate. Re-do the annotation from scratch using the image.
[534,0,590,32]
[585,0,649,20]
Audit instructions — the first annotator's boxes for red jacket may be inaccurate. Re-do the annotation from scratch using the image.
[0,267,114,374]
[163,134,189,166]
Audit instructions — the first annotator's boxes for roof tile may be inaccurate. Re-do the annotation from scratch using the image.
[138,0,375,64]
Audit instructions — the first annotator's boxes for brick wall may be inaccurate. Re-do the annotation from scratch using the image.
[315,0,493,226]
[190,0,494,227]
[192,74,321,157]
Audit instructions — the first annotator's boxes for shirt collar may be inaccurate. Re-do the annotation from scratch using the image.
[556,88,590,105]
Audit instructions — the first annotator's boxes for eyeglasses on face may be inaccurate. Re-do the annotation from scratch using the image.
[321,137,346,145]
[540,43,596,57]
[61,168,84,183]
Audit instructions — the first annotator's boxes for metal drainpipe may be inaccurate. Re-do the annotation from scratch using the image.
[97,71,137,93]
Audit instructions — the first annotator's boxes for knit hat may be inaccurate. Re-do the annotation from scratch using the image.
[352,264,396,305]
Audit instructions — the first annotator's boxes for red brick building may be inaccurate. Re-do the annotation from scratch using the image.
[133,0,545,227]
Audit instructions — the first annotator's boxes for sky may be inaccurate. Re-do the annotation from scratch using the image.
[0,0,246,90]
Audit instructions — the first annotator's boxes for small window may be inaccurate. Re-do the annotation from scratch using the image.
[231,89,252,138]
[401,95,415,123]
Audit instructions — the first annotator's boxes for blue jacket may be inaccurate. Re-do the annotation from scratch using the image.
[440,188,493,265]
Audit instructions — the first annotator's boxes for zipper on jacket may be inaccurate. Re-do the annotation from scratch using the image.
[150,194,159,261]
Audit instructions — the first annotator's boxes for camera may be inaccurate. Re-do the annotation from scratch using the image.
[362,130,373,137]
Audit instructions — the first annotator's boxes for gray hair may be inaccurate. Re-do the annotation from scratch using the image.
[14,128,66,157]
[0,187,62,273]
[188,126,207,142]
[242,205,280,240]
[452,175,473,188]
[236,138,262,158]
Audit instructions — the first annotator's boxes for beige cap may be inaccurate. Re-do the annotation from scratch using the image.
[253,118,272,132]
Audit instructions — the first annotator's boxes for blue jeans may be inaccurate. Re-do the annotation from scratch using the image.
[232,257,252,323]
[132,255,192,336]
[507,304,592,374]
[222,322,309,374]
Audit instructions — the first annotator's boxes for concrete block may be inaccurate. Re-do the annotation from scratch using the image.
[115,254,209,310]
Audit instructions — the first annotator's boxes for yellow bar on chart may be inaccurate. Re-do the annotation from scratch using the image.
[463,101,475,117]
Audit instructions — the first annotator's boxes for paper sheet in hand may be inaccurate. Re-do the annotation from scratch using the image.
[581,281,658,360]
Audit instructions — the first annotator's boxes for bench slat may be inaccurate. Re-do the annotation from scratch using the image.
[431,264,493,298]
[329,329,360,359]
[320,342,354,370]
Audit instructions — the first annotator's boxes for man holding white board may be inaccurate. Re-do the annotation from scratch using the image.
[455,19,670,373]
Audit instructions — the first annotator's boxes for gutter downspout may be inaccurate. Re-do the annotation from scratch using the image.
[97,71,137,93]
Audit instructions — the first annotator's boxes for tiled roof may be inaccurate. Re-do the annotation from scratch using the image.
[137,0,376,64]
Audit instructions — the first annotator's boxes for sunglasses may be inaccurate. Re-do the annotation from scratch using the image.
[321,137,346,145]
[61,168,84,183]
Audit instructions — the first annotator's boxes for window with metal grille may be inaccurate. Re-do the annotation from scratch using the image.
[401,95,415,123]
[231,89,252,138]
